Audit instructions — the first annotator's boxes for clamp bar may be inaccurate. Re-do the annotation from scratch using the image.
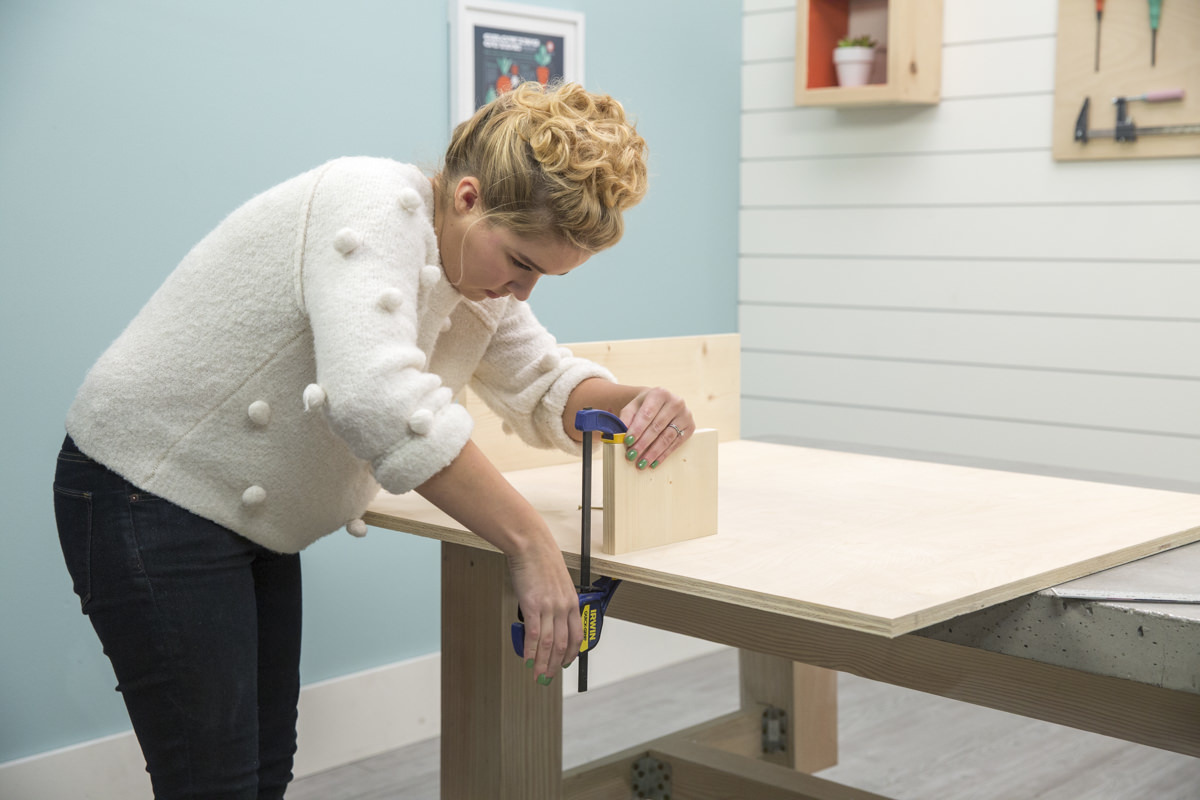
[573,408,627,692]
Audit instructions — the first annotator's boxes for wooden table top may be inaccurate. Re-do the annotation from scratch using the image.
[365,440,1200,637]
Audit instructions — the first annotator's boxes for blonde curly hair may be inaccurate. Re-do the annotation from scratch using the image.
[437,82,648,253]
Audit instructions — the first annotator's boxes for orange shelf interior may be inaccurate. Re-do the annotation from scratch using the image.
[806,0,850,89]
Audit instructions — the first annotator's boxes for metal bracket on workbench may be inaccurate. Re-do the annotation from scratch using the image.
[630,755,672,799]
[761,706,788,754]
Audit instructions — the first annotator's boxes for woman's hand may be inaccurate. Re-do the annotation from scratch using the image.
[618,386,694,470]
[416,441,583,684]
[565,379,695,470]
[507,537,585,683]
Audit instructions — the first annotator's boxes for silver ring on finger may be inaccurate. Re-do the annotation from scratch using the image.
[668,423,685,439]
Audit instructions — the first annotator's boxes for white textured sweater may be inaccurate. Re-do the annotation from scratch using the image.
[66,157,613,553]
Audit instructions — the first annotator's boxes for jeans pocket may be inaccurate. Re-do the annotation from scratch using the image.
[54,486,94,611]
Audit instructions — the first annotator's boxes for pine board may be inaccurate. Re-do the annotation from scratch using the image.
[462,333,740,473]
[601,428,719,555]
[366,440,1200,637]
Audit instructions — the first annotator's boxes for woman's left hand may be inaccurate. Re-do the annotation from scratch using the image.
[618,387,694,470]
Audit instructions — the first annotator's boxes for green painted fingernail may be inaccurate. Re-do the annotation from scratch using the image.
[526,659,534,669]
[626,449,637,462]
[650,460,659,469]
[624,434,635,446]
[537,674,553,686]
[637,459,648,470]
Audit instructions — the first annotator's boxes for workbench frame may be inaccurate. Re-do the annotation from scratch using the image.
[437,541,1200,800]
[380,334,1198,797]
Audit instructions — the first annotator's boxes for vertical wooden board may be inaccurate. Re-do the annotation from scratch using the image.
[739,650,839,774]
[440,543,562,799]
[1054,0,1200,160]
[889,0,942,104]
[602,429,719,555]
[464,333,740,473]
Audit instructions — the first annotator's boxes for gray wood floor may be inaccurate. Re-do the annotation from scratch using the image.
[288,649,1200,799]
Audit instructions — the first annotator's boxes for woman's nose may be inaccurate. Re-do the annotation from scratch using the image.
[508,272,540,301]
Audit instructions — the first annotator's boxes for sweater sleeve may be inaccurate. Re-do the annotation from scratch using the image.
[300,158,474,494]
[468,300,615,454]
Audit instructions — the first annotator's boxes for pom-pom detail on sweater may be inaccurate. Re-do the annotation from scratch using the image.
[420,264,442,290]
[247,400,271,426]
[346,519,368,537]
[333,228,363,255]
[408,408,434,435]
[397,188,422,212]
[501,421,514,435]
[303,383,326,411]
[539,351,560,371]
[440,318,452,333]
[242,485,267,506]
[377,288,404,312]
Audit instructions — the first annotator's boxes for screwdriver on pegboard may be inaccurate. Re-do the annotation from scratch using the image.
[1148,0,1162,66]
[1094,0,1104,72]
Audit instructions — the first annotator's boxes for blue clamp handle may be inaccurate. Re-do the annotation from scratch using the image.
[574,408,628,439]
[511,576,622,658]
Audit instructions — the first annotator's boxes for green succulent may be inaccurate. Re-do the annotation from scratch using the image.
[836,35,877,48]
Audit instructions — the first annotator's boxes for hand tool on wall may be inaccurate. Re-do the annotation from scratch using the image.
[1148,0,1163,66]
[1094,0,1105,72]
[510,408,626,692]
[1121,89,1186,103]
[1074,91,1200,144]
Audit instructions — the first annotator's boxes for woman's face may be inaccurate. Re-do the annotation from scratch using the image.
[437,177,590,302]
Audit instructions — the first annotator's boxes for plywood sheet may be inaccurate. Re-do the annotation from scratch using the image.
[365,440,1200,637]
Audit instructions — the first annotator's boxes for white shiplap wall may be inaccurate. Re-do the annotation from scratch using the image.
[739,0,1200,492]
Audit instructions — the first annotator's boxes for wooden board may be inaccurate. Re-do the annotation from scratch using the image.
[366,440,1200,637]
[602,428,718,555]
[1054,0,1200,161]
[463,333,740,473]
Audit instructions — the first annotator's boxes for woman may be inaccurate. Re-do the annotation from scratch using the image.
[53,82,693,799]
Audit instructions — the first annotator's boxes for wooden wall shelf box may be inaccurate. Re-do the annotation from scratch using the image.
[795,0,942,107]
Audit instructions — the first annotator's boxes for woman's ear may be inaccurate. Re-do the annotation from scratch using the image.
[454,177,482,214]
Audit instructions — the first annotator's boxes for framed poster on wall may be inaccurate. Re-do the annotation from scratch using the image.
[450,0,585,126]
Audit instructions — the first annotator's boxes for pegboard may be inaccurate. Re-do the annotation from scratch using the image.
[1054,0,1200,161]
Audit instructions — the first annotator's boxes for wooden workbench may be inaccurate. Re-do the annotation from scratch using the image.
[365,439,1200,799]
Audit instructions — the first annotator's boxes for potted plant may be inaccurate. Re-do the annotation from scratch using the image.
[833,35,877,87]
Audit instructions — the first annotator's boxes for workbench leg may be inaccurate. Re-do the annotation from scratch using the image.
[739,650,839,773]
[440,542,562,799]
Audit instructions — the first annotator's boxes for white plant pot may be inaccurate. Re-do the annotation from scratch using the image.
[833,46,875,87]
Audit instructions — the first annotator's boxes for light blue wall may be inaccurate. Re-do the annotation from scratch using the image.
[0,0,739,762]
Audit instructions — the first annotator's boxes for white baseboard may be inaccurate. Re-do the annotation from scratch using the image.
[0,621,725,799]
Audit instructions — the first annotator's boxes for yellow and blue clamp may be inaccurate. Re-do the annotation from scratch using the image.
[510,408,627,692]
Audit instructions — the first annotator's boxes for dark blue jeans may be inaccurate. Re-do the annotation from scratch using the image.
[54,436,302,800]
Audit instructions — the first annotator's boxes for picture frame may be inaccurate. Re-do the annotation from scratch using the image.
[450,0,586,126]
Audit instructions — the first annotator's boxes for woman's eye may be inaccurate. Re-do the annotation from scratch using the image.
[512,258,533,271]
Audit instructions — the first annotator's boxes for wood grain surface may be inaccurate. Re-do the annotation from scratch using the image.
[601,428,718,555]
[366,439,1200,637]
